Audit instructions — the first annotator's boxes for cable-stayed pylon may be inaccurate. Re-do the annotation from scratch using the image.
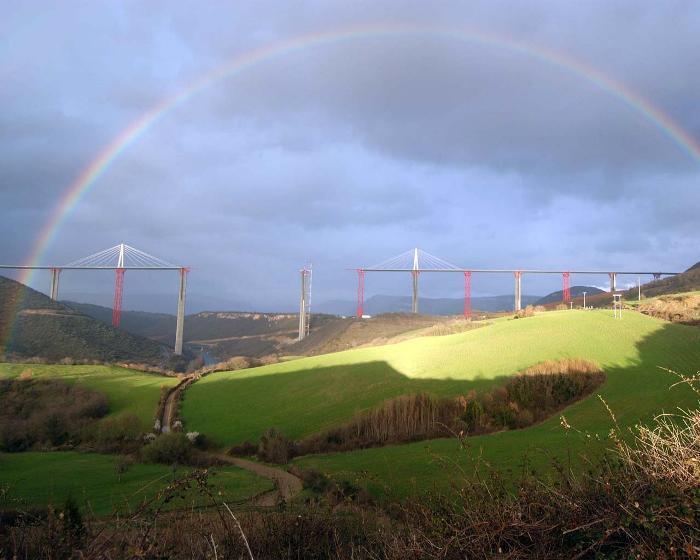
[60,243,188,354]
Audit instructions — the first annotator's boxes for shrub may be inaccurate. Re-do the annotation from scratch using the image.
[258,428,295,463]
[229,441,258,457]
[84,414,142,453]
[0,379,109,452]
[514,305,535,319]
[297,359,604,456]
[141,433,192,465]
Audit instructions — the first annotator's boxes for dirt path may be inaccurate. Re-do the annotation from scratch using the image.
[160,375,197,433]
[214,454,303,506]
[158,376,303,506]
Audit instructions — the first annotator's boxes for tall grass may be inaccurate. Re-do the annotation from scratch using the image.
[296,359,604,456]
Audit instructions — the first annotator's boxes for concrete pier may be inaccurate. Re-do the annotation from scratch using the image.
[298,268,308,341]
[174,268,187,355]
[411,270,419,314]
[514,271,522,311]
[49,268,61,301]
[609,272,617,293]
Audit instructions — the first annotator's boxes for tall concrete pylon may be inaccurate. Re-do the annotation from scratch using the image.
[298,266,312,340]
[514,271,522,312]
[609,272,617,293]
[174,267,188,355]
[49,268,61,301]
[411,248,419,314]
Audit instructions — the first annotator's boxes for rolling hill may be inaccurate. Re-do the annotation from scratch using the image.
[624,261,700,298]
[182,309,700,460]
[293,311,699,496]
[0,276,170,364]
[535,285,603,305]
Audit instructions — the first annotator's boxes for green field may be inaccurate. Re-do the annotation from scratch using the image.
[294,313,700,496]
[0,364,177,430]
[0,451,273,516]
[183,310,698,444]
[181,310,699,496]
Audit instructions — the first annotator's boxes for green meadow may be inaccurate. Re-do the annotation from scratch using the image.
[183,310,698,446]
[0,451,272,516]
[0,363,177,430]
[293,313,700,496]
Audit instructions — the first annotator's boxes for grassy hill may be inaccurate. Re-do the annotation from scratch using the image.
[0,276,170,364]
[0,363,177,430]
[66,301,342,359]
[625,261,700,298]
[182,310,699,454]
[0,451,272,516]
[293,313,700,497]
[535,285,603,305]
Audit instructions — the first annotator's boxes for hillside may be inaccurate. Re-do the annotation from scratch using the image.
[182,310,699,453]
[68,302,461,360]
[535,285,603,305]
[286,313,478,356]
[293,311,699,496]
[0,276,170,364]
[624,261,700,298]
[315,293,542,316]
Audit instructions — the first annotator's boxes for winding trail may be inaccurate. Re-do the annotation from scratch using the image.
[158,374,303,505]
[214,454,303,506]
[160,374,197,433]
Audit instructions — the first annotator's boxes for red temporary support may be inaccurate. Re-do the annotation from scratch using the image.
[112,267,125,327]
[356,269,365,318]
[463,271,472,319]
[563,271,571,303]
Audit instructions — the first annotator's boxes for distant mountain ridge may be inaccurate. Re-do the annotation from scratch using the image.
[315,294,542,316]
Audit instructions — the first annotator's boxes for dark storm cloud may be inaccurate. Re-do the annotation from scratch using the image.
[1,1,698,310]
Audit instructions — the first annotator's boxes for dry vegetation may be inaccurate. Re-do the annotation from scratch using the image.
[637,293,700,326]
[248,359,605,458]
[0,377,108,452]
[3,377,698,558]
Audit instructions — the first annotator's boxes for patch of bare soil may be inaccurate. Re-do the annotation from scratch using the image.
[214,454,303,506]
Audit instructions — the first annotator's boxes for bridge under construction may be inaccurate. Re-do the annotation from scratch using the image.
[352,248,679,319]
[0,243,189,355]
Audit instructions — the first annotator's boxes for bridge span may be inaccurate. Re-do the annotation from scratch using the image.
[354,248,680,317]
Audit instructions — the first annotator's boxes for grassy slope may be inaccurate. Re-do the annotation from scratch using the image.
[0,452,272,516]
[184,310,697,447]
[294,313,700,497]
[0,364,177,430]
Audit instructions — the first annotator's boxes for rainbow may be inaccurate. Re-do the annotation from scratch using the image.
[4,22,700,350]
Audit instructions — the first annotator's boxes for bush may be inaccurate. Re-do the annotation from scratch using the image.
[257,428,295,463]
[514,305,535,318]
[141,433,192,465]
[0,379,109,452]
[297,359,604,456]
[84,414,142,453]
[228,440,257,457]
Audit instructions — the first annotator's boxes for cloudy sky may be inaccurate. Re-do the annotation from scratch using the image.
[1,1,699,312]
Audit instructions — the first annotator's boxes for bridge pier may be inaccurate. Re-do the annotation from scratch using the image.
[49,267,61,301]
[609,272,617,292]
[562,271,571,303]
[463,271,472,320]
[174,267,188,355]
[514,271,522,312]
[356,269,365,317]
[411,270,419,314]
